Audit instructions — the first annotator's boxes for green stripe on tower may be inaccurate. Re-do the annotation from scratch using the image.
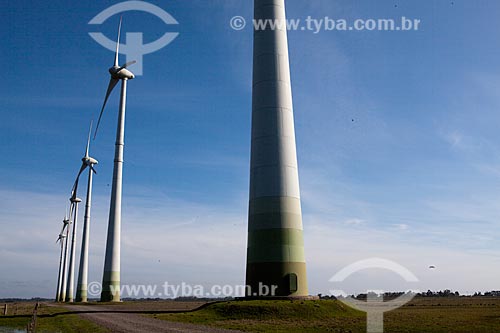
[246,206,308,296]
[101,271,120,302]
[75,286,87,302]
[246,195,309,297]
[247,228,305,263]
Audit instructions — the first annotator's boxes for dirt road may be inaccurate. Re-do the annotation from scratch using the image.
[58,303,243,333]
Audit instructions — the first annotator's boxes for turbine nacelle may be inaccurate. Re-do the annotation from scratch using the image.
[82,156,99,166]
[56,233,67,244]
[70,197,82,204]
[58,217,71,241]
[109,65,135,80]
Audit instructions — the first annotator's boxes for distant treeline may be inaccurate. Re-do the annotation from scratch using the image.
[0,298,52,303]
[318,290,500,300]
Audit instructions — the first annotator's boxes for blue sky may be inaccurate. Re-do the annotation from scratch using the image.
[1,0,500,298]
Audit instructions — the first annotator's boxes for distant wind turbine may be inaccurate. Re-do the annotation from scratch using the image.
[65,193,82,302]
[94,16,136,302]
[55,216,68,302]
[75,123,98,303]
[59,211,71,302]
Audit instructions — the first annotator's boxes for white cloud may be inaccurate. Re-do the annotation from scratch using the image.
[344,218,365,226]
[392,223,409,231]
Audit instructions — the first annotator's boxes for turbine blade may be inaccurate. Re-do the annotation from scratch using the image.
[85,121,93,158]
[67,202,75,225]
[77,164,87,180]
[71,164,87,198]
[71,180,78,200]
[94,78,119,139]
[59,221,67,235]
[114,16,122,67]
[90,165,97,174]
[119,60,136,70]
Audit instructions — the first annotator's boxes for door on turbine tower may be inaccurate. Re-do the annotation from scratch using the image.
[286,273,298,294]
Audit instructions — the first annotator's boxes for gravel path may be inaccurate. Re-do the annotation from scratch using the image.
[61,304,243,333]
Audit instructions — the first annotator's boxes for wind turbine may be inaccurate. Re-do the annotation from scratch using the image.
[94,16,135,302]
[65,190,82,302]
[59,211,71,302]
[55,218,68,302]
[65,125,96,303]
[75,123,98,302]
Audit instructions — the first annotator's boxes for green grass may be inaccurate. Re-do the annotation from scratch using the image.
[36,313,108,333]
[150,298,500,333]
[0,303,108,333]
[0,303,37,331]
[385,298,500,333]
[150,300,366,332]
[0,316,28,331]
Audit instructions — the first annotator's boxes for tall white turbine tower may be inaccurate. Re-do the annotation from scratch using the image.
[66,196,82,302]
[94,17,135,302]
[75,124,98,302]
[245,0,309,298]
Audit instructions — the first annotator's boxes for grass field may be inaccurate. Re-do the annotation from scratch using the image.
[0,300,206,333]
[150,297,500,333]
[0,297,499,332]
[0,302,107,333]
